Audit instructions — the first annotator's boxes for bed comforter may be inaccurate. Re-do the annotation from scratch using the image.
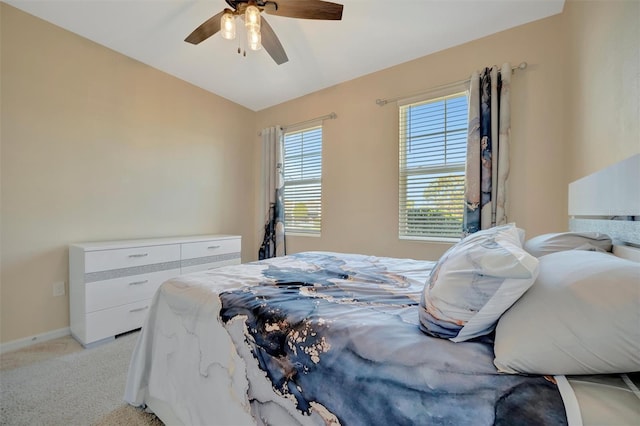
[124,252,568,425]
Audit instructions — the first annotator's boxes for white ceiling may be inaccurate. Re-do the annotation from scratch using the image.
[6,0,564,111]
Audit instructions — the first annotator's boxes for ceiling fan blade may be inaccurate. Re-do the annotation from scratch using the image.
[265,0,343,20]
[185,10,225,44]
[261,17,288,65]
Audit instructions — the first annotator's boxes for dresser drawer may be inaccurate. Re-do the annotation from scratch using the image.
[85,299,151,343]
[181,238,241,260]
[85,268,179,313]
[85,244,180,273]
[180,258,241,275]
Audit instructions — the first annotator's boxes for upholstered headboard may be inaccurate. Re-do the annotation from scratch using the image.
[568,154,640,260]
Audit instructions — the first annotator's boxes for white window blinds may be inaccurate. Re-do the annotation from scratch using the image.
[283,125,322,235]
[399,91,468,240]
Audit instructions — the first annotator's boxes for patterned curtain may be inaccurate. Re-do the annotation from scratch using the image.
[463,63,511,235]
[259,127,286,259]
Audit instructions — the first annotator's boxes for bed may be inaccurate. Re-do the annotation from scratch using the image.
[124,155,640,425]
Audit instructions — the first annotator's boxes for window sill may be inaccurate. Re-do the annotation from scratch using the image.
[399,236,460,244]
[287,232,321,238]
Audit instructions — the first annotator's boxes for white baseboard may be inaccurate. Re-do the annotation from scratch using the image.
[0,327,71,355]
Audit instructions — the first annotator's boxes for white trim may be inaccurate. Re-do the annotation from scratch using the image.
[286,232,321,238]
[399,236,459,244]
[0,327,71,355]
[555,375,583,426]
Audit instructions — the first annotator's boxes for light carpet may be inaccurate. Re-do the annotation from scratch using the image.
[0,331,161,425]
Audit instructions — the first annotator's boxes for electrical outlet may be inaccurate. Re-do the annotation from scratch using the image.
[53,281,65,297]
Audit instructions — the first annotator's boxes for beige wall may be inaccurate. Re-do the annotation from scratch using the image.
[256,10,570,261]
[0,4,256,343]
[564,0,640,181]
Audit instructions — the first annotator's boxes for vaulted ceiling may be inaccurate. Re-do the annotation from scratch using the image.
[5,0,564,111]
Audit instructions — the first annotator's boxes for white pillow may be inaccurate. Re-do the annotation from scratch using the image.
[524,232,612,257]
[494,250,640,375]
[419,224,539,342]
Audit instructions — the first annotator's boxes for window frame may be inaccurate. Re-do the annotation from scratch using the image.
[398,86,469,242]
[282,122,323,236]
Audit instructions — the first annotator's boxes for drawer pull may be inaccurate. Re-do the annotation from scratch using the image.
[129,280,149,286]
[128,253,149,258]
[129,306,149,313]
[207,245,221,250]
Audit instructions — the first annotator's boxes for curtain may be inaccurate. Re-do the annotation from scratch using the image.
[463,63,511,235]
[259,127,286,259]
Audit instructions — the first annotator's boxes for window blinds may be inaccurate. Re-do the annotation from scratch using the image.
[283,125,322,234]
[399,92,468,240]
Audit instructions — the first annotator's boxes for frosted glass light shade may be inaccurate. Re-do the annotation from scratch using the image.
[245,5,261,30]
[221,12,236,40]
[247,26,262,51]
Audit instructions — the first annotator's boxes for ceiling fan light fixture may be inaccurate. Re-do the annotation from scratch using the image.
[186,0,344,65]
[247,26,262,51]
[245,4,261,30]
[221,11,236,40]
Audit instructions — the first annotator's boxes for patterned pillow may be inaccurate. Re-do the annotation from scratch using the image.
[419,224,539,342]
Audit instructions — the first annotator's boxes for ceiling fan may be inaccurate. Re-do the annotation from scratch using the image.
[185,0,344,65]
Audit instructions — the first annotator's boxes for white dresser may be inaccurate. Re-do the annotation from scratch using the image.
[69,234,241,347]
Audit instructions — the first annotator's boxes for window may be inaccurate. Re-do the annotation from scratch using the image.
[399,91,468,241]
[283,125,322,235]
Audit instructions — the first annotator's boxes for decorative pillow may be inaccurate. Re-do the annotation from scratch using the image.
[419,224,539,342]
[494,250,640,375]
[523,232,612,257]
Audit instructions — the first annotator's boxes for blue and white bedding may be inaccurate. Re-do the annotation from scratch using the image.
[125,252,568,425]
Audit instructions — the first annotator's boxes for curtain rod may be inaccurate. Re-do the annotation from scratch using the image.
[283,112,337,130]
[375,62,528,107]
[258,112,337,136]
